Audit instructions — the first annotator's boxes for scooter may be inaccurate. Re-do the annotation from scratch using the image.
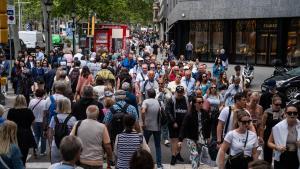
[242,63,254,88]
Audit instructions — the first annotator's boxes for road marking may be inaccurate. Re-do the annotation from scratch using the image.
[25,162,217,169]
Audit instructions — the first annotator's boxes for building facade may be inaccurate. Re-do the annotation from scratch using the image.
[163,0,300,66]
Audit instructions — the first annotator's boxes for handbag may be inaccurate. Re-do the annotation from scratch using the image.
[225,130,250,169]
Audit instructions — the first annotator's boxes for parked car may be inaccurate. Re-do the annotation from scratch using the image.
[261,66,300,100]
[19,31,46,52]
[0,39,27,60]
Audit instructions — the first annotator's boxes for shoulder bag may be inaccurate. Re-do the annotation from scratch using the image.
[225,130,253,169]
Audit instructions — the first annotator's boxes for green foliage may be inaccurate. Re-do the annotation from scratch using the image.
[22,0,154,25]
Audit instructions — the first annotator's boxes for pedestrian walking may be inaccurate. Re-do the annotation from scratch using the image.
[0,120,24,169]
[185,41,193,60]
[141,89,163,169]
[71,105,113,169]
[218,110,258,169]
[7,95,36,166]
[267,104,299,169]
[48,135,82,169]
[28,89,47,157]
[165,86,190,165]
[48,98,77,164]
[114,114,150,169]
[178,96,211,169]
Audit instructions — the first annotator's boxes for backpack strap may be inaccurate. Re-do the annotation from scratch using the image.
[49,95,55,110]
[54,115,59,124]
[75,120,82,136]
[224,106,232,137]
[140,73,145,81]
[63,114,72,125]
[143,80,149,93]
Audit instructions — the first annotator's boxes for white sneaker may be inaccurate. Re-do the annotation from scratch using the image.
[164,140,170,145]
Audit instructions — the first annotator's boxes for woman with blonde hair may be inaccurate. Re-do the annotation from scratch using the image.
[48,98,77,163]
[7,95,35,166]
[0,120,24,168]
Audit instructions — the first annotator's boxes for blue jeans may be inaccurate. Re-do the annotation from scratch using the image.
[161,123,169,141]
[33,122,46,153]
[143,130,162,167]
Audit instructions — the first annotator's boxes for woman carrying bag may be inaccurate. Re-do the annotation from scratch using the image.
[267,104,300,169]
[218,110,258,169]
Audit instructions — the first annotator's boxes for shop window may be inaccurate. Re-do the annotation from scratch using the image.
[211,21,224,57]
[235,20,256,64]
[287,19,300,66]
[189,21,209,60]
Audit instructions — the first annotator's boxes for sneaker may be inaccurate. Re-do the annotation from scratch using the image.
[170,155,176,165]
[164,140,170,146]
[40,152,47,156]
[176,153,184,162]
[157,164,164,169]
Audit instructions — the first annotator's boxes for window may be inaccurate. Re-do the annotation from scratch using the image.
[287,19,300,66]
[235,20,256,63]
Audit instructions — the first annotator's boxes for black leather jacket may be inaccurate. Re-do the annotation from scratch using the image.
[179,109,211,142]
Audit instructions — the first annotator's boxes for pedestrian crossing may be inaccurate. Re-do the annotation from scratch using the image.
[26,162,217,169]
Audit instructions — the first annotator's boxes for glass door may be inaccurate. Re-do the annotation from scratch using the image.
[256,33,277,65]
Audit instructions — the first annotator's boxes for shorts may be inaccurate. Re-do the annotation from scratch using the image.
[168,119,183,138]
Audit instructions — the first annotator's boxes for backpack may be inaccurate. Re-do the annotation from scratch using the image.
[54,114,72,148]
[69,68,80,93]
[109,102,130,141]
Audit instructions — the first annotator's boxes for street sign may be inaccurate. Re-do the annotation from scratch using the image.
[7,5,15,25]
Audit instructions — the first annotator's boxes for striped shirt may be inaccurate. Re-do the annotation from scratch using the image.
[115,132,143,169]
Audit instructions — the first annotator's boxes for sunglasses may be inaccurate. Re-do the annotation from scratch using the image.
[158,83,164,85]
[287,111,298,116]
[240,120,252,125]
[196,101,204,104]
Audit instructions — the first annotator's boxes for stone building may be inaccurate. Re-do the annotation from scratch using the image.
[160,0,300,66]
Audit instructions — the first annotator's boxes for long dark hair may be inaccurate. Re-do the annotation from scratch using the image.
[123,114,136,133]
[81,66,90,78]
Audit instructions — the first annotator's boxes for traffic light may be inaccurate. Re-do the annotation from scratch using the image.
[0,0,8,44]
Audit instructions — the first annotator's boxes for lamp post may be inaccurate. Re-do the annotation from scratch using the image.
[71,8,76,55]
[44,0,52,57]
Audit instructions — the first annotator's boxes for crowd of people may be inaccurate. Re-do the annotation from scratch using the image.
[0,38,298,169]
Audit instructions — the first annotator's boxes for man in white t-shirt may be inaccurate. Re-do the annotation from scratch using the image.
[217,92,256,147]
[74,48,83,61]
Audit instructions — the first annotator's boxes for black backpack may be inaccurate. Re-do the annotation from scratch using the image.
[54,114,72,148]
[69,67,80,93]
[109,102,129,141]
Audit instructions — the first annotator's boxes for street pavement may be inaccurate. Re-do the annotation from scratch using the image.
[2,56,274,169]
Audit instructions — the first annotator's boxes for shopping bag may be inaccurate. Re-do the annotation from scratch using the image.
[200,145,216,166]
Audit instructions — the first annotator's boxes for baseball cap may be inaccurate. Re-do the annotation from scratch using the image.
[176,85,185,93]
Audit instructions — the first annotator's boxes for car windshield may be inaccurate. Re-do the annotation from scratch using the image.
[285,67,300,76]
